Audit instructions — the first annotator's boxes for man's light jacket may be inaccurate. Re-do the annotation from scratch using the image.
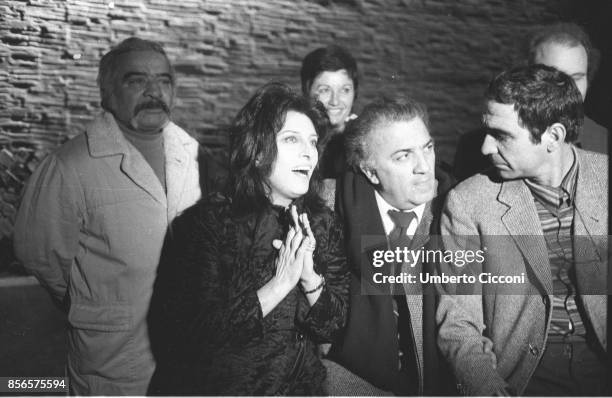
[437,148,607,395]
[14,112,201,395]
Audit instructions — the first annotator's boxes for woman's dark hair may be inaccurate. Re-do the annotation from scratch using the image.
[229,82,329,215]
[300,45,358,99]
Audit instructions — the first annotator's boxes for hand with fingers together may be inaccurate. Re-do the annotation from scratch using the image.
[271,206,323,305]
[293,206,325,304]
[272,216,306,292]
[261,215,308,317]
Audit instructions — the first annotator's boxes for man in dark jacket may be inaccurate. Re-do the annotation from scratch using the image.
[324,97,455,395]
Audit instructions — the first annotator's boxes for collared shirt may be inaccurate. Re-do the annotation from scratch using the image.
[524,148,578,213]
[525,147,586,339]
[374,190,424,390]
[374,190,425,238]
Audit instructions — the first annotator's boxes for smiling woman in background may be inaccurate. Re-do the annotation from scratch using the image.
[301,45,358,179]
[147,82,350,395]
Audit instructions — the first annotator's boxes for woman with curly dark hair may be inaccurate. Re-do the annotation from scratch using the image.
[148,82,350,395]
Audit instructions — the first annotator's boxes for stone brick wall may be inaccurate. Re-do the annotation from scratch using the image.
[1,0,571,268]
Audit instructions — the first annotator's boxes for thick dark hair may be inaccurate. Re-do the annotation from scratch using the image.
[344,96,430,171]
[484,64,583,143]
[527,22,599,84]
[97,37,174,110]
[229,82,329,215]
[300,45,358,98]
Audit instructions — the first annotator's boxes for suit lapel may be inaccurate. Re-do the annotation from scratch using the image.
[120,149,166,205]
[401,201,435,392]
[88,112,166,205]
[573,149,607,348]
[498,179,552,295]
[339,170,400,386]
[342,171,389,293]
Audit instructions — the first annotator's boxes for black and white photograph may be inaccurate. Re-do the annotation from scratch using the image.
[0,0,610,396]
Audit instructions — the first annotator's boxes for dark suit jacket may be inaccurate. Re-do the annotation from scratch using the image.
[328,169,449,395]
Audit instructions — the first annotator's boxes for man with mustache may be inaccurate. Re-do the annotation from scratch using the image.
[13,37,201,395]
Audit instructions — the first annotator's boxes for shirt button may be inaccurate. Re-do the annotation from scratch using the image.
[529,343,539,356]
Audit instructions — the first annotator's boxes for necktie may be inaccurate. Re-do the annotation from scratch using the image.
[387,209,417,289]
[387,210,416,245]
[387,210,419,394]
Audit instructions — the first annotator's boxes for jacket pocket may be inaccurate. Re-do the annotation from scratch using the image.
[68,303,131,331]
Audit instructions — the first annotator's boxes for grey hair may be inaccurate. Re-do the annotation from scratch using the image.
[97,37,174,109]
[344,96,430,170]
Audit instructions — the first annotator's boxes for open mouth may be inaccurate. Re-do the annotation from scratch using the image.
[292,166,311,177]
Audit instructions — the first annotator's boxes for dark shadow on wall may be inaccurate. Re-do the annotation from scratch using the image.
[570,0,612,130]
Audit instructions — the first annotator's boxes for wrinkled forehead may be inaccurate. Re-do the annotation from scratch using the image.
[112,50,173,80]
[368,117,431,153]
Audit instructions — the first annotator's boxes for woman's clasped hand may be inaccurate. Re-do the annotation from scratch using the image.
[272,206,321,295]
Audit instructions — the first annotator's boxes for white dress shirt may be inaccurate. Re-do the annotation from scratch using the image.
[374,190,425,239]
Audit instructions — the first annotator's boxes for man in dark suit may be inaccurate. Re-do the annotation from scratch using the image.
[324,97,454,395]
[438,65,608,396]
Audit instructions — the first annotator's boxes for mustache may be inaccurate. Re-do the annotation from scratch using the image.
[135,99,170,114]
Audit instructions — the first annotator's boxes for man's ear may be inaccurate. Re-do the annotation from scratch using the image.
[542,123,566,152]
[359,163,379,185]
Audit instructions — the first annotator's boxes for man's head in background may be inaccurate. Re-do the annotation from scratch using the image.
[528,22,598,101]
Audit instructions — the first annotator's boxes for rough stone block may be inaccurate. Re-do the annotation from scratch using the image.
[1,0,576,247]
